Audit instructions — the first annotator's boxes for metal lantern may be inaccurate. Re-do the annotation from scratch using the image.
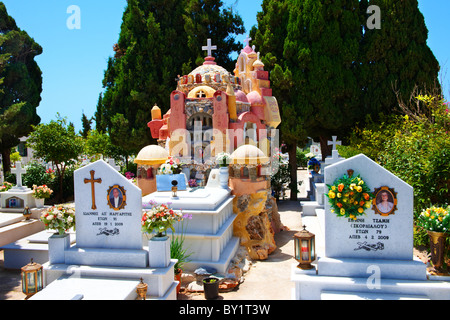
[294,225,316,270]
[171,180,178,198]
[21,258,43,299]
[23,207,32,220]
[136,278,148,300]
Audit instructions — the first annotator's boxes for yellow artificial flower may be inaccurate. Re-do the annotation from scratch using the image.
[337,193,342,198]
[340,208,345,215]
[328,191,336,199]
[356,186,362,193]
[331,186,336,191]
[358,207,364,214]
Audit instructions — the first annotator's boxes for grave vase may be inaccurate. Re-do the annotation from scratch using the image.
[35,198,45,208]
[427,231,449,269]
[148,236,171,268]
[48,233,70,264]
[219,166,229,189]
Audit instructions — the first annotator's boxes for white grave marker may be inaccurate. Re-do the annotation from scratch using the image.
[11,161,28,190]
[323,154,413,260]
[73,159,142,250]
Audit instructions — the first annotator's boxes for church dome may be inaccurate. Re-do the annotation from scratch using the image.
[189,64,231,82]
[247,90,264,106]
[231,144,269,164]
[134,145,169,165]
[235,90,249,103]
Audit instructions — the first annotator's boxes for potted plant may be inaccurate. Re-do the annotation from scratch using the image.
[142,200,184,268]
[32,184,53,208]
[40,205,75,264]
[416,205,450,271]
[202,277,220,300]
[170,213,193,294]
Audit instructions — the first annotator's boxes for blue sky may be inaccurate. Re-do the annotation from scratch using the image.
[1,0,449,132]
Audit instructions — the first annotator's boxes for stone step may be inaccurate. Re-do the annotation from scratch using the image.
[321,290,428,300]
[300,201,322,216]
[0,213,25,228]
[0,219,44,248]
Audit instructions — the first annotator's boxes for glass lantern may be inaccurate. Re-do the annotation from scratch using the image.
[21,258,43,299]
[294,225,316,270]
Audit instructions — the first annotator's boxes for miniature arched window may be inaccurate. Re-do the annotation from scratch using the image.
[187,112,213,130]
[244,122,258,143]
[241,166,249,178]
[244,79,252,93]
[147,168,154,180]
[196,90,207,98]
[239,56,245,73]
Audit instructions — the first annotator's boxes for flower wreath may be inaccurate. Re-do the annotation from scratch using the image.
[326,170,373,220]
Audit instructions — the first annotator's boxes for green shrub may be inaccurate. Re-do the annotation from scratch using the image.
[23,162,55,189]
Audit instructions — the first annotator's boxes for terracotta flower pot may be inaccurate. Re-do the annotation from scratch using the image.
[427,230,449,269]
[175,269,182,294]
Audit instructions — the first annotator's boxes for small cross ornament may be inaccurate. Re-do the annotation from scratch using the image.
[202,38,217,57]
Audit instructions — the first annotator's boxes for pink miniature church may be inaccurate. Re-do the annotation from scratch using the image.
[147,38,281,180]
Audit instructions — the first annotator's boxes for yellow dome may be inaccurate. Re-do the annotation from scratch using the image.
[134,145,169,165]
[231,144,270,164]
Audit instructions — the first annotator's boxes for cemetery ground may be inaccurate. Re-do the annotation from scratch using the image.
[0,169,433,300]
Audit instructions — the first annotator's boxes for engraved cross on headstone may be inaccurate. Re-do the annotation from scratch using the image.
[202,38,217,57]
[328,136,342,151]
[11,161,26,188]
[84,170,102,210]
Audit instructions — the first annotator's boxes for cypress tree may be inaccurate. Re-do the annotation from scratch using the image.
[360,0,440,118]
[0,2,42,175]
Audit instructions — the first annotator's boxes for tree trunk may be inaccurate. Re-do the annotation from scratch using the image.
[319,135,332,161]
[1,148,11,177]
[287,143,298,201]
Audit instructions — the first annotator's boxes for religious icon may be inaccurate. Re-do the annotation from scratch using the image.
[107,185,127,211]
[372,186,397,216]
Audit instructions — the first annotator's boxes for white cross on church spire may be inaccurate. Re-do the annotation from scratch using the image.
[202,38,217,57]
[244,35,252,47]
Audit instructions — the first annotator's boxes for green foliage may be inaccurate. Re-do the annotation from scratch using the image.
[9,150,21,163]
[296,148,309,168]
[359,0,440,118]
[27,115,84,201]
[271,152,291,200]
[84,129,113,161]
[0,3,42,173]
[22,161,54,189]
[342,95,450,231]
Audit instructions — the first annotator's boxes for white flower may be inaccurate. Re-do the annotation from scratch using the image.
[47,215,54,220]
[67,216,73,223]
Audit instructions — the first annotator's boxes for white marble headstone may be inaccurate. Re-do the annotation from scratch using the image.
[74,160,142,250]
[324,154,414,260]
